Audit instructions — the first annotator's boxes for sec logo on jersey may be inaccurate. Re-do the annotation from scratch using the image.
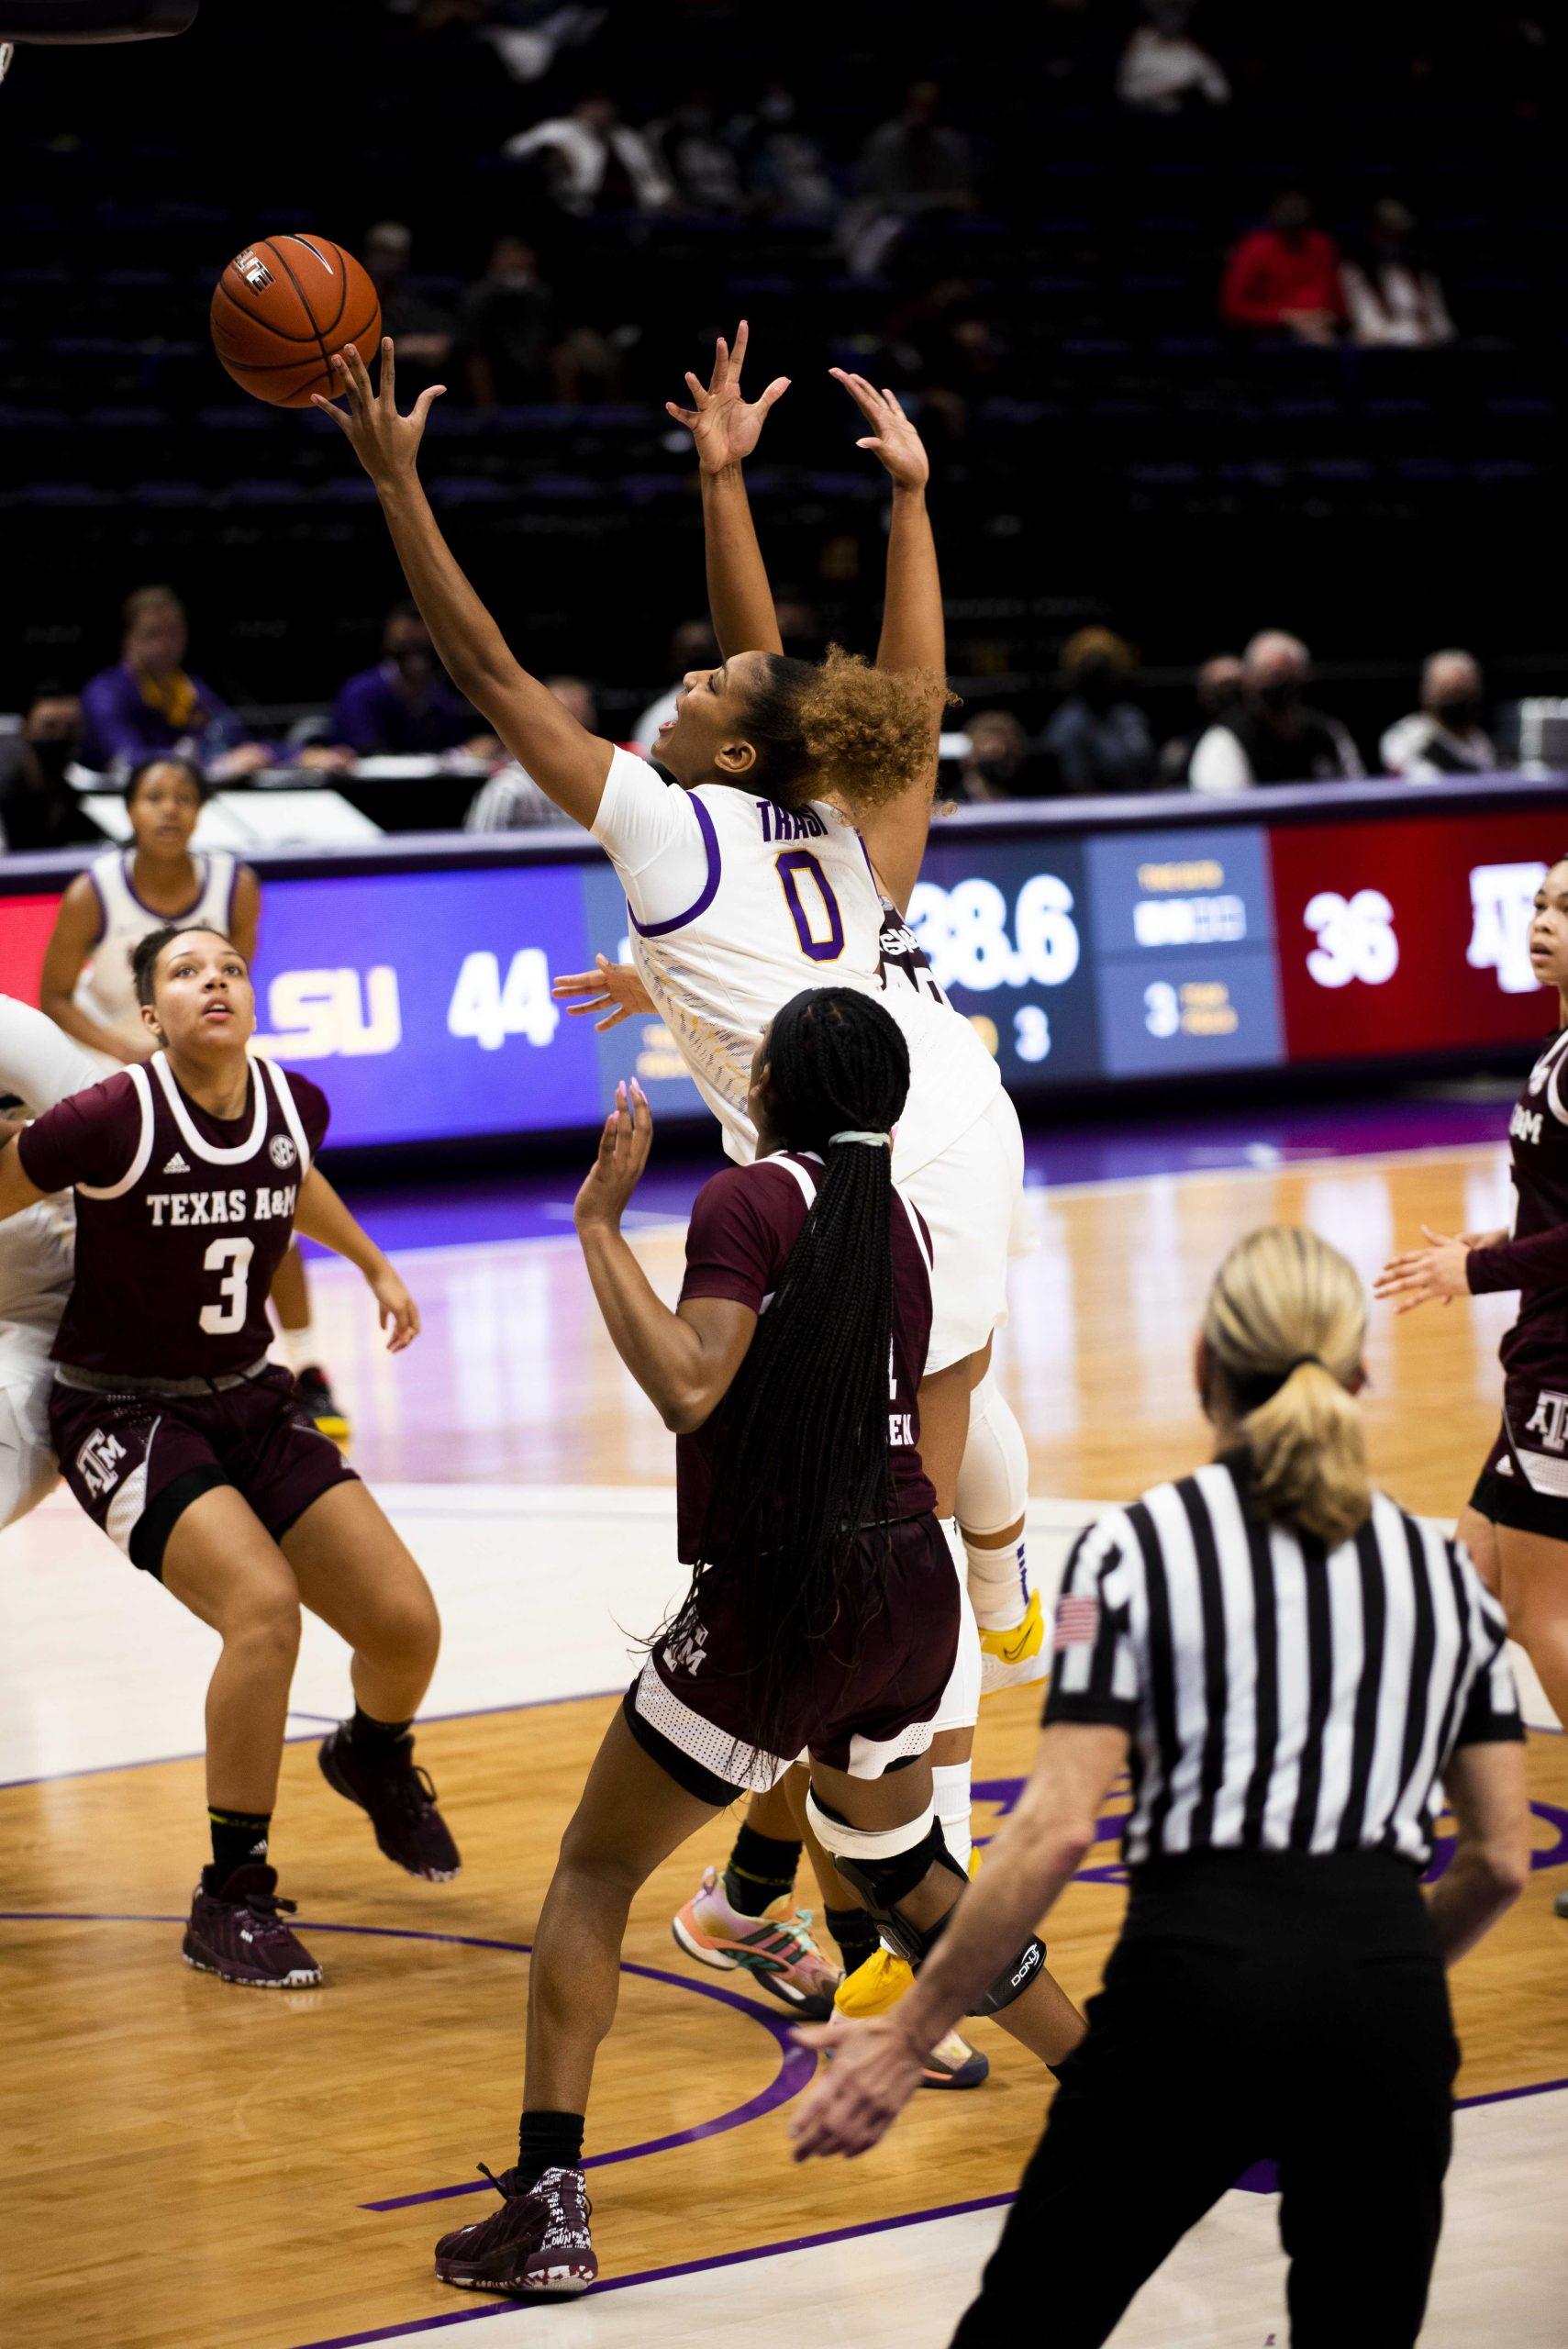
[269,1135,298,1170]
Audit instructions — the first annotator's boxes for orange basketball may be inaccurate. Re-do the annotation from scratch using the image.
[210,235,381,409]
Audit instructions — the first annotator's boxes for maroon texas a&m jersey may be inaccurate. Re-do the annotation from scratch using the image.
[18,1052,328,1378]
[674,1149,937,1562]
[1467,1027,1568,1382]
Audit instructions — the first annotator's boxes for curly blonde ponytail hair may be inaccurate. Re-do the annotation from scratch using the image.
[1202,1226,1372,1549]
[736,647,955,814]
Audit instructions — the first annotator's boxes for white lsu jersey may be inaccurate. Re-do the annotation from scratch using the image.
[74,848,239,1058]
[0,995,97,1334]
[592,749,998,1176]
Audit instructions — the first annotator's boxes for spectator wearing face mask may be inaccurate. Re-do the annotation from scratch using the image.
[1190,631,1362,795]
[1043,629,1156,796]
[330,604,495,758]
[1381,651,1496,779]
[0,685,103,852]
[1157,653,1243,785]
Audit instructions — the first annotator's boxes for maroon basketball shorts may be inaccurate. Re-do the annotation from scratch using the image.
[624,1510,962,1807]
[1471,1371,1568,1542]
[50,1360,358,1576]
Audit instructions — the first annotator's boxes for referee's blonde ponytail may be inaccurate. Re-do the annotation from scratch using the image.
[1202,1227,1372,1549]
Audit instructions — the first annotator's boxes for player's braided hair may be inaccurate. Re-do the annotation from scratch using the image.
[737,646,954,818]
[686,986,914,1765]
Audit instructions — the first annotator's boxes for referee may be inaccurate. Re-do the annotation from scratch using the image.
[793,1225,1531,2348]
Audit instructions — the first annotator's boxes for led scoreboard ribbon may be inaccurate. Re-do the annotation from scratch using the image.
[0,775,1561,1147]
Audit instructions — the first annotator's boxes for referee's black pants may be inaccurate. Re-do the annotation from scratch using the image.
[952,1852,1458,2349]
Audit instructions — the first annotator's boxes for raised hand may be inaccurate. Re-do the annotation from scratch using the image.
[311,338,446,486]
[666,318,790,475]
[573,1081,654,1232]
[829,370,929,493]
[551,955,656,1032]
[370,1264,422,1353]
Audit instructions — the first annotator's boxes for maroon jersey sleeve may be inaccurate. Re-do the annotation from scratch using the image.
[680,1162,805,1312]
[17,1071,144,1195]
[1467,1225,1568,1294]
[279,1069,330,1159]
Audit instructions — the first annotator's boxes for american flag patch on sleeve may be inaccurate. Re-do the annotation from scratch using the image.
[1053,1595,1101,1651]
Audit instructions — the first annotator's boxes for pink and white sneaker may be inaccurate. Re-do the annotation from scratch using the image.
[672,1865,841,2020]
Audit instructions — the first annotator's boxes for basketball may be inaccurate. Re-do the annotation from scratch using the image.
[209,235,380,409]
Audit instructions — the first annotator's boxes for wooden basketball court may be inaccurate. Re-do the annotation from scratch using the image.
[4,1140,1565,2347]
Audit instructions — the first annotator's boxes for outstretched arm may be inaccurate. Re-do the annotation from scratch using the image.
[667,321,790,659]
[293,1164,420,1353]
[315,340,614,829]
[831,374,944,913]
[573,1082,757,1432]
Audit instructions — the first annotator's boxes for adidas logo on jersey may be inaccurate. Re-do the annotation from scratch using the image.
[163,1152,191,1174]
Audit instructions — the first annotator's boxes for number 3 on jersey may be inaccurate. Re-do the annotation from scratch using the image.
[200,1236,255,1335]
[775,851,845,964]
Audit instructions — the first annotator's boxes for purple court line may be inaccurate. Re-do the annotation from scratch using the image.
[290,2192,1021,2349]
[0,1909,813,2209]
[0,1683,627,1794]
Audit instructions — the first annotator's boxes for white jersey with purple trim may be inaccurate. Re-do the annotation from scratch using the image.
[590,749,998,1177]
[74,848,239,1059]
[0,996,99,1528]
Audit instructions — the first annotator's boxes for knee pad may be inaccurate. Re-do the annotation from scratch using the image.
[805,1792,969,1966]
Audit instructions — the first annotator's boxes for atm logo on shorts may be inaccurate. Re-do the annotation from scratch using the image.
[1525,1391,1568,1454]
[76,1429,128,1499]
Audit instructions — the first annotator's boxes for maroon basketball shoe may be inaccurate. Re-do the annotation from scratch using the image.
[434,2165,596,2298]
[317,1723,462,1881]
[183,1864,323,1988]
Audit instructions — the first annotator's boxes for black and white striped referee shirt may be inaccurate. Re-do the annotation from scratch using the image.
[1044,1457,1524,1869]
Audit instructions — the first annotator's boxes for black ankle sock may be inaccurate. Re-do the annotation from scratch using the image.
[825,1904,881,1978]
[516,2109,585,2187]
[350,1704,413,1758]
[207,1807,271,1888]
[722,1823,803,1918]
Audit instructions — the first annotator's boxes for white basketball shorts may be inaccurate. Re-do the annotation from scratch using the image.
[904,1087,1035,1375]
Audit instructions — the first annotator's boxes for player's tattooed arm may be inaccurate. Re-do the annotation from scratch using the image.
[315,339,617,829]
[293,1166,420,1353]
[667,321,789,660]
[574,1081,756,1431]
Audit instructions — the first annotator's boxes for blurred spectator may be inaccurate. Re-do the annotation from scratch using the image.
[1118,1,1230,115]
[633,618,721,754]
[504,94,673,215]
[1043,629,1156,795]
[1157,653,1244,785]
[0,685,101,852]
[81,586,272,778]
[1190,630,1362,793]
[458,237,560,406]
[465,678,597,829]
[651,89,745,214]
[331,603,492,757]
[1221,191,1343,346]
[1381,650,1496,777]
[740,83,835,220]
[1340,200,1455,350]
[843,81,975,278]
[946,708,1042,804]
[364,222,455,381]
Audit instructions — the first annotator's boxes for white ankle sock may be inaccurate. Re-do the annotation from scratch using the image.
[932,1762,973,1876]
[275,1321,320,1376]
